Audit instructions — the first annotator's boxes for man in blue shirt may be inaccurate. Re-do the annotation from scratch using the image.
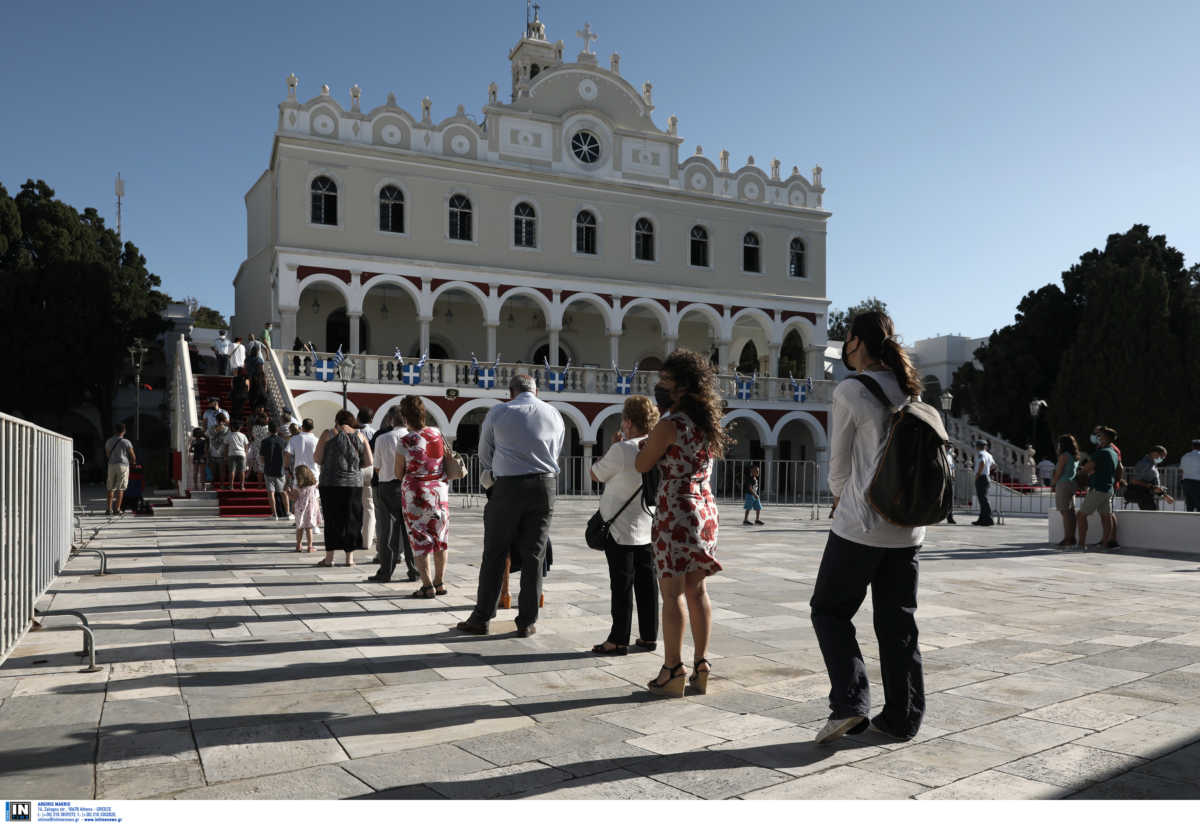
[458,374,564,637]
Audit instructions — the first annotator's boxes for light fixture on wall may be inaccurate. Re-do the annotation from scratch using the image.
[311,295,320,315]
[380,289,389,319]
[528,310,544,331]
[563,312,574,330]
[444,307,454,321]
[506,310,517,329]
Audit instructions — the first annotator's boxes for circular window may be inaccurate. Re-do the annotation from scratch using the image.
[571,131,601,164]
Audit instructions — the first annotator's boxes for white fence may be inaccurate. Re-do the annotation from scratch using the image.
[1,413,74,665]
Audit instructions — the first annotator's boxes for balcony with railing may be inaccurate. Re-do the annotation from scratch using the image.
[276,350,834,405]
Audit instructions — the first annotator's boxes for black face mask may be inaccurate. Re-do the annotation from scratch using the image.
[653,384,674,414]
[841,339,856,372]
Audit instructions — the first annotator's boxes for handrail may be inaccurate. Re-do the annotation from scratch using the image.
[1,412,74,666]
[172,336,200,493]
[263,344,302,423]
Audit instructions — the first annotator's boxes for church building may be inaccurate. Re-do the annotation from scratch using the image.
[232,10,834,489]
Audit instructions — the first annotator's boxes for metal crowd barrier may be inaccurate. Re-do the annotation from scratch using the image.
[1,413,75,666]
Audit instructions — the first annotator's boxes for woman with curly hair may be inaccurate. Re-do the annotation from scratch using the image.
[635,349,728,697]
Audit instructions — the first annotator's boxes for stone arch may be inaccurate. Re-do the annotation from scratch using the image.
[430,280,491,321]
[558,291,615,332]
[587,403,627,443]
[549,402,593,445]
[372,394,453,435]
[296,273,356,310]
[731,307,777,342]
[294,390,357,434]
[497,287,554,323]
[361,274,422,308]
[721,408,775,446]
[449,398,501,436]
[617,298,671,332]
[770,411,829,452]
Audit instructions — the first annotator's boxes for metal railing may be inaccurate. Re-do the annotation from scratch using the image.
[278,350,834,405]
[1,413,74,666]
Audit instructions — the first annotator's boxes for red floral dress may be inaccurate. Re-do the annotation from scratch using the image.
[653,412,722,579]
[399,427,450,555]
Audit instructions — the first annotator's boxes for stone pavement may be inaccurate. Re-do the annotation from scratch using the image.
[2,500,1199,801]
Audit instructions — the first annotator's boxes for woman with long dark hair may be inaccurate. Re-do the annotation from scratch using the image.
[1049,434,1080,546]
[812,310,927,745]
[314,409,373,567]
[635,350,728,697]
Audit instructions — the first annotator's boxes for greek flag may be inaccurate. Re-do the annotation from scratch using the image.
[402,352,428,385]
[790,374,813,403]
[735,371,756,401]
[613,362,638,396]
[543,356,571,392]
[472,352,500,390]
[313,359,336,382]
[330,345,345,369]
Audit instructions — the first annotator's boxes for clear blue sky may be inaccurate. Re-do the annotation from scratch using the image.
[3,0,1197,342]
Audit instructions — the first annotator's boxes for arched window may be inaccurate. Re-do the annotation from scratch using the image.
[530,64,541,79]
[634,218,655,261]
[311,176,337,225]
[779,329,807,377]
[737,340,760,374]
[690,226,709,267]
[448,194,472,241]
[575,210,597,254]
[514,202,537,248]
[789,237,806,278]
[743,232,761,273]
[379,185,404,233]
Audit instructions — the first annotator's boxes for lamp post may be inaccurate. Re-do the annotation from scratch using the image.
[127,338,148,440]
[336,357,356,410]
[1029,398,1047,455]
[940,390,956,523]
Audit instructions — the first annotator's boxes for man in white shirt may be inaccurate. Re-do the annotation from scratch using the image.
[229,336,246,372]
[1036,456,1056,487]
[973,440,996,526]
[201,397,224,431]
[285,418,320,483]
[211,331,232,375]
[366,408,416,583]
[1182,438,1200,512]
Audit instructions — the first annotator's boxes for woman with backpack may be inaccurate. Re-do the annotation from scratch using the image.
[812,310,927,745]
[589,395,660,656]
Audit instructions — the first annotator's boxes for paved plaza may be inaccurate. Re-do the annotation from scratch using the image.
[2,498,1199,801]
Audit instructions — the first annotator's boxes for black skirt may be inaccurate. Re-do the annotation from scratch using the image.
[319,485,363,551]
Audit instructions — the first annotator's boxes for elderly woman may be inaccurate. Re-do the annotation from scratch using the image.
[394,396,450,598]
[589,395,660,656]
[314,409,373,567]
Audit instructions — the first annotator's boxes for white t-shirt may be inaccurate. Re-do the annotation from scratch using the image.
[828,371,925,549]
[213,336,232,356]
[373,427,408,483]
[591,436,653,546]
[976,450,996,479]
[224,431,248,458]
[287,432,319,470]
[1181,450,1200,481]
[1037,459,1056,482]
[229,343,246,369]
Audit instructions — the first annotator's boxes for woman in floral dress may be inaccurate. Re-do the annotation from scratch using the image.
[635,350,728,697]
[394,396,450,598]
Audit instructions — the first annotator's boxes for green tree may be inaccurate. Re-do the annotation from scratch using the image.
[827,296,887,340]
[0,179,169,435]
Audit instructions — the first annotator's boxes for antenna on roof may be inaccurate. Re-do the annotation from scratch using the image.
[526,0,531,35]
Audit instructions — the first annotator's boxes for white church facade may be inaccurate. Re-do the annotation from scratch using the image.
[232,12,834,485]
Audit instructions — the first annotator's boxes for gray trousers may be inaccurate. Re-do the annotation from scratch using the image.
[469,475,555,629]
[375,482,416,580]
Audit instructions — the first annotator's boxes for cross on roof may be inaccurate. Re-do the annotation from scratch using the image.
[576,22,597,54]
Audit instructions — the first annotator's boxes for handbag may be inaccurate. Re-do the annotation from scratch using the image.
[585,485,643,550]
[441,435,467,481]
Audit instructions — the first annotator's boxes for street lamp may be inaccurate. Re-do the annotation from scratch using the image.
[1029,398,1047,455]
[336,357,356,410]
[940,390,954,418]
[127,338,148,440]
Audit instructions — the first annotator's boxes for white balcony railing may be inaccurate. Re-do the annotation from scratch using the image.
[277,350,834,405]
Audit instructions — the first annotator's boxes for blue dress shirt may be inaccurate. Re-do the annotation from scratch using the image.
[479,392,565,478]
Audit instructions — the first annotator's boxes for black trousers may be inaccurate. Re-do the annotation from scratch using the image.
[1125,486,1157,511]
[319,485,363,552]
[975,476,993,524]
[1184,479,1200,513]
[810,530,924,737]
[603,538,658,646]
[215,354,228,375]
[376,481,416,580]
[470,475,555,629]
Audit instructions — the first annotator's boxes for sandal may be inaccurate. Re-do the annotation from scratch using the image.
[411,585,436,599]
[689,658,711,695]
[634,639,657,651]
[648,663,687,697]
[433,580,447,595]
[591,642,628,656]
[314,559,333,567]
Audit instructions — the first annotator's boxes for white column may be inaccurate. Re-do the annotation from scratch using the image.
[664,336,678,357]
[609,332,621,367]
[806,345,825,380]
[348,311,362,354]
[279,307,297,352]
[419,316,431,355]
[767,343,781,400]
[549,328,561,366]
[717,339,732,373]
[582,443,594,494]
[486,323,498,361]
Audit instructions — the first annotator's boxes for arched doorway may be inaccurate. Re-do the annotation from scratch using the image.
[736,341,760,374]
[531,342,571,366]
[326,308,369,354]
[778,329,807,378]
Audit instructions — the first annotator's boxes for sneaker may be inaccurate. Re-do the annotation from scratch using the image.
[287,513,295,520]
[1105,540,1120,549]
[455,620,489,635]
[869,714,916,741]
[814,715,867,745]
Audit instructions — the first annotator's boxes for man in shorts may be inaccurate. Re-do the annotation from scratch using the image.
[1077,426,1119,549]
[105,423,136,516]
[260,421,291,520]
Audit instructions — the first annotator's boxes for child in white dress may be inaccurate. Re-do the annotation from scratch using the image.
[292,465,322,552]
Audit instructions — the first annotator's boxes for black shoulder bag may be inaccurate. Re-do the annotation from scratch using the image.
[585,485,644,550]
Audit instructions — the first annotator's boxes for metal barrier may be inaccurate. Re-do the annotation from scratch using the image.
[1,413,75,666]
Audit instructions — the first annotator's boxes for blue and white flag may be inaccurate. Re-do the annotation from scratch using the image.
[613,362,638,396]
[330,345,345,369]
[472,352,500,390]
[313,359,336,382]
[402,351,428,386]
[735,371,756,401]
[543,356,571,392]
[790,373,813,403]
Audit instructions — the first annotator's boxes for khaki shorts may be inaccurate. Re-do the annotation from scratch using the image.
[106,464,130,491]
[1054,480,1077,512]
[1078,488,1112,516]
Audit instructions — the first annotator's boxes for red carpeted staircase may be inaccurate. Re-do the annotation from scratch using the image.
[195,374,275,518]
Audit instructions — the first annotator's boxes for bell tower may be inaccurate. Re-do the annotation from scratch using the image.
[508,3,562,101]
